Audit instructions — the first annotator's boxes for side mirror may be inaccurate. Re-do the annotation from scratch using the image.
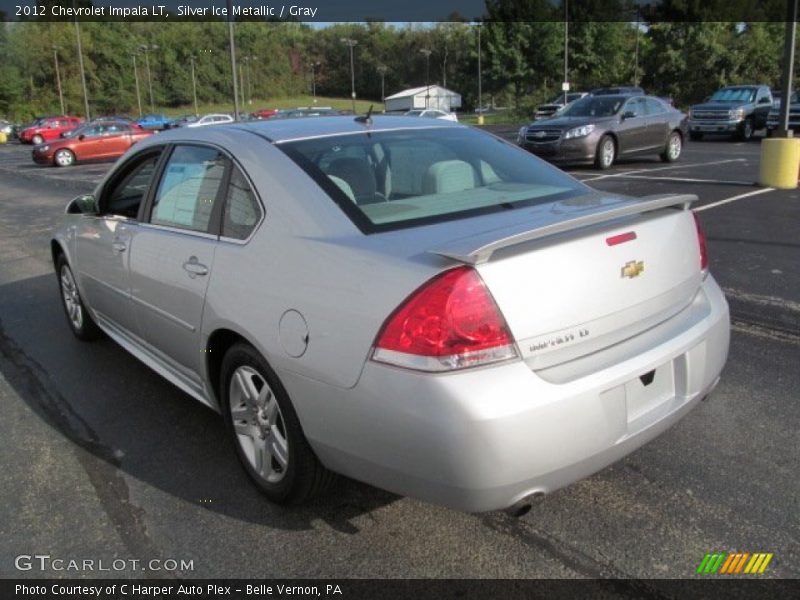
[622,111,637,120]
[78,134,85,141]
[66,194,98,215]
[759,97,771,104]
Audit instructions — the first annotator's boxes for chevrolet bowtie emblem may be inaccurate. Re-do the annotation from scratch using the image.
[621,260,645,279]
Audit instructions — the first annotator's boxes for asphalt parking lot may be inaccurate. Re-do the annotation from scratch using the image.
[0,132,797,582]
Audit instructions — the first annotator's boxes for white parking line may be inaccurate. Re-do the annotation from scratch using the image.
[578,158,747,182]
[693,187,775,212]
[591,174,755,186]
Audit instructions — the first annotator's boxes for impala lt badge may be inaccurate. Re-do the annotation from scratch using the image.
[621,260,645,279]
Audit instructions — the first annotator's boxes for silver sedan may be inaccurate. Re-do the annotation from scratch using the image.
[51,116,729,513]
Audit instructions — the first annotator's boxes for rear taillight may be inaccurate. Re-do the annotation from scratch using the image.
[372,266,518,371]
[693,212,709,272]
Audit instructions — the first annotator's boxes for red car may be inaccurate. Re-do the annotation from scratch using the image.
[251,108,278,119]
[31,122,153,167]
[19,115,83,144]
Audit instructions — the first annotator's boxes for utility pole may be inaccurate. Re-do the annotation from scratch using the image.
[477,23,483,125]
[189,56,198,116]
[74,20,90,119]
[132,54,143,117]
[563,0,569,105]
[139,44,158,113]
[420,48,432,108]
[377,64,388,113]
[52,46,65,115]
[778,0,798,137]
[633,4,641,87]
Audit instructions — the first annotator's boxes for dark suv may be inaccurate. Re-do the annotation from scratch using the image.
[688,85,772,141]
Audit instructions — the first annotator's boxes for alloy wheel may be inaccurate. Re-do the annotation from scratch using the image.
[60,265,83,330]
[668,134,682,160]
[55,149,74,167]
[228,365,289,484]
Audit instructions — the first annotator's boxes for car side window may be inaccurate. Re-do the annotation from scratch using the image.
[645,98,665,115]
[150,145,226,233]
[221,165,262,240]
[625,98,645,117]
[103,153,161,219]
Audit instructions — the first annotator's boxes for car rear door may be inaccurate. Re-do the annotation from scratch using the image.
[644,97,670,149]
[127,144,228,377]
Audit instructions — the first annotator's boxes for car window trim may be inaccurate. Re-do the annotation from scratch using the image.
[142,143,230,236]
[96,145,167,220]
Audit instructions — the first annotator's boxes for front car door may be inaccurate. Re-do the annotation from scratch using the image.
[615,97,649,154]
[128,144,227,380]
[74,148,164,338]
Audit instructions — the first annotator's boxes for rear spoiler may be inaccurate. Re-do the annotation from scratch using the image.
[429,194,697,265]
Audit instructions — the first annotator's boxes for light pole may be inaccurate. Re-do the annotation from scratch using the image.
[309,61,321,102]
[563,0,569,105]
[227,0,240,120]
[420,48,432,108]
[189,55,198,116]
[132,54,143,117]
[52,46,65,115]
[633,4,641,87]
[377,64,388,112]
[74,20,90,119]
[139,44,158,112]
[341,38,358,113]
[477,23,483,125]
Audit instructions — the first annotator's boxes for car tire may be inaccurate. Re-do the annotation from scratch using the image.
[660,131,682,163]
[738,118,754,141]
[220,343,336,505]
[32,134,44,145]
[689,132,703,141]
[594,135,616,170]
[54,149,75,168]
[56,254,102,341]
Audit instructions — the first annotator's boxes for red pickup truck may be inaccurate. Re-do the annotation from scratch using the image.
[19,116,83,144]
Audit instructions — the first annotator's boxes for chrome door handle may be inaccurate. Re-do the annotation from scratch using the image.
[112,240,127,253]
[182,257,208,278]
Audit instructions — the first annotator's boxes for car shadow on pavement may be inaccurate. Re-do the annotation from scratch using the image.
[0,273,399,534]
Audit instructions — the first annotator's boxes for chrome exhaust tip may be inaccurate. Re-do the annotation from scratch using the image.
[504,491,545,518]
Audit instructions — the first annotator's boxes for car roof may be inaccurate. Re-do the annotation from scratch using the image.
[225,114,462,143]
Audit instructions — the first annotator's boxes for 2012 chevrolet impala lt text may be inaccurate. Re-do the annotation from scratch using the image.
[51,116,729,513]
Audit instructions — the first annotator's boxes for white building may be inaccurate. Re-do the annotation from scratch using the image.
[384,85,462,112]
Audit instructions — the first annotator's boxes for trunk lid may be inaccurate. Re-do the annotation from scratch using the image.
[430,194,702,370]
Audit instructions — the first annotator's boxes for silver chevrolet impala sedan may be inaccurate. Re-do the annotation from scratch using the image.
[51,116,729,513]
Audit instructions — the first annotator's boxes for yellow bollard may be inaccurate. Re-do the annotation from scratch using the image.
[0,131,7,144]
[758,137,800,189]
[477,115,485,126]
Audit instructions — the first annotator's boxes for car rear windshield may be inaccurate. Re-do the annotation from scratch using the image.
[561,96,625,117]
[709,88,756,103]
[278,127,585,233]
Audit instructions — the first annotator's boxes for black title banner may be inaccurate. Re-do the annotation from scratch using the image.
[0,0,793,23]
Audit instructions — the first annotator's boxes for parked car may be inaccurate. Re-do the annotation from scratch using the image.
[18,115,83,144]
[405,108,459,122]
[134,114,174,130]
[591,86,645,96]
[32,121,153,167]
[186,113,235,128]
[51,116,728,513]
[518,94,687,169]
[61,115,141,138]
[170,114,200,128]
[534,92,588,120]
[252,108,278,119]
[766,90,800,135]
[688,85,772,141]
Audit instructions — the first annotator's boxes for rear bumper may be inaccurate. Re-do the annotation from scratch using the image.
[286,276,730,512]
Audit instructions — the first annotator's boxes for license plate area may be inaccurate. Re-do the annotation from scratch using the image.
[626,361,675,424]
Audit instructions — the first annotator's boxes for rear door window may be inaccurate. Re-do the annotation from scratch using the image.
[102,151,162,219]
[221,166,262,240]
[150,145,226,233]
